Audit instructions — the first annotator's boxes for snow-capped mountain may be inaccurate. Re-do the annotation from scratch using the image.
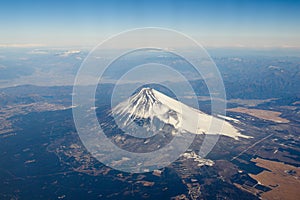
[112,87,250,139]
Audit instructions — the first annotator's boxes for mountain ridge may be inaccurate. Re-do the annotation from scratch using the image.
[112,88,251,140]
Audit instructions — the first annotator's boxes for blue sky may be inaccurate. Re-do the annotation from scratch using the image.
[0,0,300,47]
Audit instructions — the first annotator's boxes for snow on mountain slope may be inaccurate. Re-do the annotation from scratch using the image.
[112,88,251,140]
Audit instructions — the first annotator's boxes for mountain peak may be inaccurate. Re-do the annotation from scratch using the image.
[139,87,152,92]
[130,87,158,106]
[112,87,251,140]
[113,88,180,130]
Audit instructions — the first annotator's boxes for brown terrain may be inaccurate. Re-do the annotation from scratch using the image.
[249,157,300,200]
[227,107,289,123]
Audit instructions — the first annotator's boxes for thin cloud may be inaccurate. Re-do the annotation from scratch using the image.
[0,43,45,48]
